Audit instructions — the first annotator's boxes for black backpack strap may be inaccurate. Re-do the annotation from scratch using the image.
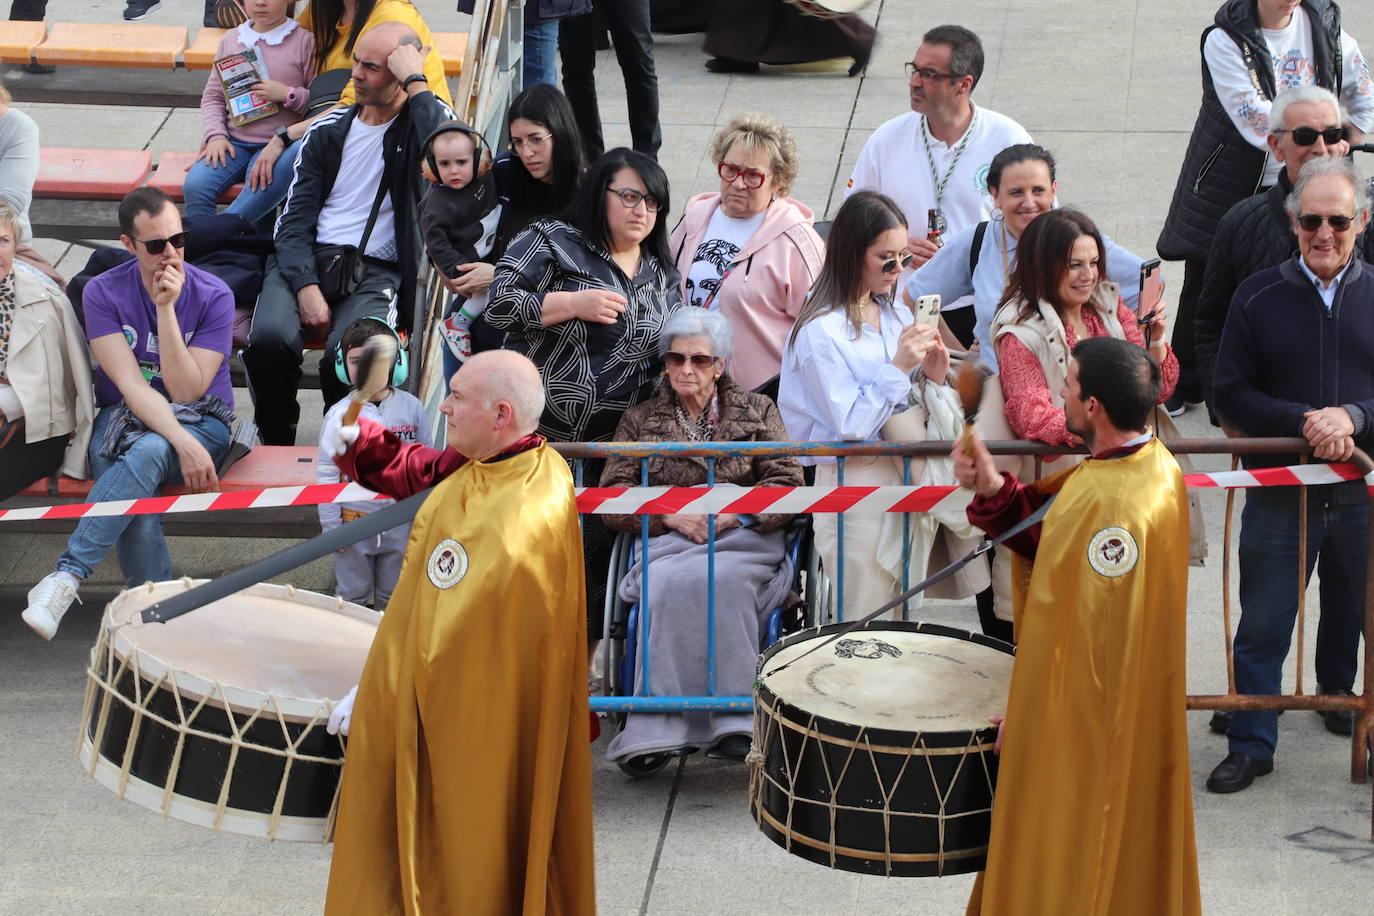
[969,220,989,276]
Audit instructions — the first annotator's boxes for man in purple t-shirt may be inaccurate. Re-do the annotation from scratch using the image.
[22,188,236,640]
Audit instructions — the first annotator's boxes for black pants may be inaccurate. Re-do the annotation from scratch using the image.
[1170,257,1206,403]
[0,429,68,501]
[242,255,402,445]
[559,0,661,161]
[8,0,46,20]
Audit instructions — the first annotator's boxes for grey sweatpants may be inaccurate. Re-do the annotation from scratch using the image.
[334,523,411,609]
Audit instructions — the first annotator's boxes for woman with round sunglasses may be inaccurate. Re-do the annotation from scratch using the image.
[669,113,823,392]
[599,308,803,768]
[779,191,987,622]
[906,143,1149,372]
[487,148,682,649]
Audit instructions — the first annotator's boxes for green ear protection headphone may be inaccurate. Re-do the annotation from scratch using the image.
[334,317,409,388]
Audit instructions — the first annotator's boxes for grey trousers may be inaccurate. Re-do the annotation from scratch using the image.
[334,522,411,609]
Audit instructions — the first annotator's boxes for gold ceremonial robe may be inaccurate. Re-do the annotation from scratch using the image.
[324,443,596,915]
[967,438,1200,915]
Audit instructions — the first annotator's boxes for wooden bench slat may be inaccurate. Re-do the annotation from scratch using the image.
[148,151,244,203]
[16,446,321,501]
[183,27,226,71]
[432,32,467,77]
[34,148,153,199]
[34,22,188,69]
[0,20,46,63]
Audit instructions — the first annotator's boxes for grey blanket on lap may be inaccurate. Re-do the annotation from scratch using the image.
[606,525,794,761]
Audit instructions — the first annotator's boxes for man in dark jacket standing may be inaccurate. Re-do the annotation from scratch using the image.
[1195,85,1349,416]
[243,22,452,445]
[1209,156,1372,793]
[1156,0,1369,417]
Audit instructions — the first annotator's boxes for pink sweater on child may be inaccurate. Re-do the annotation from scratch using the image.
[200,19,315,146]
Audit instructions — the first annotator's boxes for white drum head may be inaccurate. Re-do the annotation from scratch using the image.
[760,629,1013,732]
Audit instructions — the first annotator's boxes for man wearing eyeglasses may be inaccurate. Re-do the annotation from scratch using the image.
[21,187,236,640]
[1208,155,1373,793]
[846,26,1029,286]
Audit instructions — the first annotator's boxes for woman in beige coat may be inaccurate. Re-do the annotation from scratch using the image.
[0,201,92,499]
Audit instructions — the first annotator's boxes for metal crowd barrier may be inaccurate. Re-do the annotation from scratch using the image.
[552,438,1374,838]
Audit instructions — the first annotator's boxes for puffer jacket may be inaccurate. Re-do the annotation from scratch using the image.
[670,193,824,392]
[600,374,803,536]
[1156,0,1342,262]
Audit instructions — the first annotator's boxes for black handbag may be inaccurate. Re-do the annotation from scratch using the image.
[312,152,391,303]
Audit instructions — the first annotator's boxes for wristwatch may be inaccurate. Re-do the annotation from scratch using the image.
[275,126,293,147]
[402,73,429,89]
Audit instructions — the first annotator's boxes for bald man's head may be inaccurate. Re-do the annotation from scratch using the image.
[350,22,422,110]
[463,350,546,435]
[360,21,421,55]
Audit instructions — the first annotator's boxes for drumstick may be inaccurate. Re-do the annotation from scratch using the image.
[955,362,988,457]
[341,333,399,426]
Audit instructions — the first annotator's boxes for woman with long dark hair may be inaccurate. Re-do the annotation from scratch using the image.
[487,147,681,647]
[780,190,985,622]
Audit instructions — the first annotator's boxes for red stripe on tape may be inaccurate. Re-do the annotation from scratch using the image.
[41,503,92,519]
[1182,472,1219,488]
[575,487,628,513]
[806,487,879,513]
[208,490,263,510]
[889,486,960,512]
[719,488,789,514]
[1245,466,1304,488]
[638,488,711,514]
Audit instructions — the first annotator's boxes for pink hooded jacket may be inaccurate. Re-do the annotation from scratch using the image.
[670,193,824,391]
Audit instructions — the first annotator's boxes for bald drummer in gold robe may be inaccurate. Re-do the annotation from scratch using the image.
[320,350,596,915]
[953,337,1201,915]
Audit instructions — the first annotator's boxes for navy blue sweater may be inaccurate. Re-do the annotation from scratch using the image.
[1214,254,1374,504]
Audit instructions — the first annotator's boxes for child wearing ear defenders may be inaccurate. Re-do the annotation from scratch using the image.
[419,121,499,363]
[315,317,430,610]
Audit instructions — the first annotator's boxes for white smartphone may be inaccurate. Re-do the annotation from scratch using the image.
[914,294,941,328]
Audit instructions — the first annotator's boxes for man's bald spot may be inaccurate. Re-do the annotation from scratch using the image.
[360,20,421,54]
[461,350,546,434]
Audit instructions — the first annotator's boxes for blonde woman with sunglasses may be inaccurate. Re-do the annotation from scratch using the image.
[779,190,988,622]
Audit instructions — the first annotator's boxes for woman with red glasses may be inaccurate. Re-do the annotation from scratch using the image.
[779,191,987,623]
[599,308,802,769]
[669,113,824,394]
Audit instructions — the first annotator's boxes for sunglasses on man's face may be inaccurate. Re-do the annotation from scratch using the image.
[133,231,188,255]
[1277,126,1346,146]
[665,351,717,369]
[881,252,914,274]
[1296,213,1357,232]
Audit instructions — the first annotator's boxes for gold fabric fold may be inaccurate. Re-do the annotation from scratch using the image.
[968,439,1201,915]
[325,444,596,915]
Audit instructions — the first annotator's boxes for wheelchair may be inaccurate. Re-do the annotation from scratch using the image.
[597,518,823,778]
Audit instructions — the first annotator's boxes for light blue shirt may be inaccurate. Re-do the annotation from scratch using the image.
[907,217,1145,372]
[1296,254,1354,313]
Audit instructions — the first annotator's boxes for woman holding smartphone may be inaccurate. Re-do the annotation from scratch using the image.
[778,191,986,622]
[907,144,1153,371]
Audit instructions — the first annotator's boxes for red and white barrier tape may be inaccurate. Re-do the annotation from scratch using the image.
[3,462,1370,524]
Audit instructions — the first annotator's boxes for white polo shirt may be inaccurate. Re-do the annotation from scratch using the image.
[845,105,1033,237]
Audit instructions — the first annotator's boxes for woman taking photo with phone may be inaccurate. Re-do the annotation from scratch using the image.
[907,144,1150,370]
[779,190,986,622]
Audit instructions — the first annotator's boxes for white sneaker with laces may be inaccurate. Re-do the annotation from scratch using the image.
[22,572,81,640]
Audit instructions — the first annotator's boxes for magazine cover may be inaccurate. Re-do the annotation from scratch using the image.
[214,47,281,127]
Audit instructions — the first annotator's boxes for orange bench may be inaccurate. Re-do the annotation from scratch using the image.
[147,151,245,203]
[34,148,153,200]
[34,21,189,69]
[0,19,44,63]
[19,446,319,500]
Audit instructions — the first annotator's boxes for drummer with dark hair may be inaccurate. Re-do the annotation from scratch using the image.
[952,336,1201,915]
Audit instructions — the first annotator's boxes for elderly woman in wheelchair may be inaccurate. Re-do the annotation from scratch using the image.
[600,308,804,770]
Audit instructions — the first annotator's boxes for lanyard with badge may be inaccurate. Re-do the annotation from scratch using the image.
[920,111,978,236]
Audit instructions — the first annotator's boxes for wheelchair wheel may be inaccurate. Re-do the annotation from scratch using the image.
[617,752,674,778]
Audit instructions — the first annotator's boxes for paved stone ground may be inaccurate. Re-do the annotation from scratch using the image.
[1,1,1373,913]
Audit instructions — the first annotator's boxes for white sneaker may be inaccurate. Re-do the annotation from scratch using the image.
[22,572,81,640]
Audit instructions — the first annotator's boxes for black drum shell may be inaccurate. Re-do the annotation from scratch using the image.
[751,620,1013,877]
[88,658,344,819]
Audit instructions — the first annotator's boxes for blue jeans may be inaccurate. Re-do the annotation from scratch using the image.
[57,406,232,586]
[182,137,302,226]
[1229,492,1368,759]
[523,19,559,87]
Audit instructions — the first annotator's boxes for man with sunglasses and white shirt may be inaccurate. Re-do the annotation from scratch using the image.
[22,188,236,640]
[1208,156,1373,792]
[845,25,1030,346]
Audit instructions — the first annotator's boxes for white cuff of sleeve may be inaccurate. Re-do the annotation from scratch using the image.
[0,382,24,420]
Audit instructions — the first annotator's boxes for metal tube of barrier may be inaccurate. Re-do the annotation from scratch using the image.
[639,456,651,698]
[836,455,845,623]
[706,456,717,698]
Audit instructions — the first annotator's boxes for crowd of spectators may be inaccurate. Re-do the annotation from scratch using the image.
[3,4,1371,782]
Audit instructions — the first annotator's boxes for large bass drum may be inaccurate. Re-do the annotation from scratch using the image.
[78,580,377,842]
[783,0,873,20]
[750,620,1014,876]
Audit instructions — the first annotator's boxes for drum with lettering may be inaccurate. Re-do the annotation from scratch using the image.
[749,620,1014,876]
[78,580,377,842]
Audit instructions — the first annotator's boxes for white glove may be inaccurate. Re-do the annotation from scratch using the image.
[327,685,358,736]
[323,422,361,458]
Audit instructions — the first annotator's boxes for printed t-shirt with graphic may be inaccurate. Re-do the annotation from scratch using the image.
[1204,5,1374,186]
[83,259,236,409]
[684,207,767,308]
